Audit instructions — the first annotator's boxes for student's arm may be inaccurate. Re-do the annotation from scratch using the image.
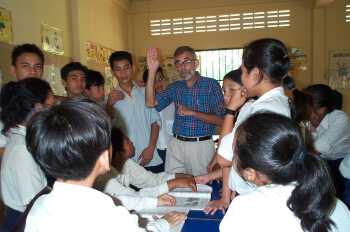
[145,48,159,107]
[138,122,159,166]
[204,167,232,215]
[220,87,247,137]
[177,104,223,126]
[105,90,125,118]
[195,169,223,184]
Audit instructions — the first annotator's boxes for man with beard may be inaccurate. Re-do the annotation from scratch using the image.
[145,46,224,176]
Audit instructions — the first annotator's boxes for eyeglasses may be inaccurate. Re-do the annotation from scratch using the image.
[174,59,194,67]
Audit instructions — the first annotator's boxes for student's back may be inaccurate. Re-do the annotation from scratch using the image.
[25,181,144,232]
[221,184,350,232]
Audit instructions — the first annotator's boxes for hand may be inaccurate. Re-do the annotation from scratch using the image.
[227,87,248,111]
[177,104,195,116]
[162,212,186,228]
[147,48,160,75]
[168,177,197,192]
[138,145,155,166]
[203,199,230,215]
[195,175,210,184]
[157,194,176,207]
[107,89,124,106]
[207,153,218,172]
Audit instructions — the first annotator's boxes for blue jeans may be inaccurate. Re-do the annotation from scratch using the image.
[2,205,23,232]
[144,149,166,173]
[342,178,350,209]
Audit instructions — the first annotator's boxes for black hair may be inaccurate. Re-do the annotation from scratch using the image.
[142,67,164,83]
[242,38,294,90]
[0,78,52,134]
[60,62,88,81]
[291,89,313,123]
[173,46,196,58]
[11,43,45,66]
[223,68,243,86]
[109,51,133,69]
[235,113,335,232]
[85,69,105,89]
[304,84,341,113]
[26,98,111,181]
[332,90,342,110]
[111,127,128,172]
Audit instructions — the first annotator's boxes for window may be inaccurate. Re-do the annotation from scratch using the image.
[346,1,350,23]
[150,9,290,36]
[195,48,243,85]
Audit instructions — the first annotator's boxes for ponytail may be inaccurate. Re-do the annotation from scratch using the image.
[282,75,295,91]
[287,154,336,232]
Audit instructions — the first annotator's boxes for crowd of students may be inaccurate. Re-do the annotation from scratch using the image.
[0,38,349,232]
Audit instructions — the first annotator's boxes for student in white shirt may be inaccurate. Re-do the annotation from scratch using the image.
[220,113,350,232]
[195,68,246,184]
[142,68,175,166]
[0,78,54,232]
[204,38,292,214]
[96,127,196,211]
[24,99,185,232]
[303,84,350,208]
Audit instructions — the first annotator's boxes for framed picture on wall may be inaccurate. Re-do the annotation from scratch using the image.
[0,7,13,43]
[41,24,64,55]
[328,50,350,89]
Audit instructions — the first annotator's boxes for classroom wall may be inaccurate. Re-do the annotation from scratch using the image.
[0,0,129,84]
[70,0,130,65]
[313,0,350,114]
[128,0,313,89]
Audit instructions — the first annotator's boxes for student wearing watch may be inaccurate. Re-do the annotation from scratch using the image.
[203,38,294,215]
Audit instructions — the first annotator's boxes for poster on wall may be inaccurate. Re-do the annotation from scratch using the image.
[41,24,64,55]
[328,50,350,89]
[137,56,179,85]
[86,41,114,65]
[0,7,13,43]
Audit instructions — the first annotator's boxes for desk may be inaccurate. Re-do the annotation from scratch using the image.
[182,181,224,232]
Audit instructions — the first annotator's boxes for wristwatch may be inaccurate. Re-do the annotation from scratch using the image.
[225,108,236,116]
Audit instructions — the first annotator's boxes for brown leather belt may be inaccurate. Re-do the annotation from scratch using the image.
[174,134,212,142]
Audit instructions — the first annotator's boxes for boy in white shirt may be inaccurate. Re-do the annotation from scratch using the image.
[24,98,185,232]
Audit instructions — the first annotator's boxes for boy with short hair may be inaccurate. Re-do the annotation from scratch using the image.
[24,98,185,232]
[60,62,87,98]
[84,69,106,103]
[10,43,45,81]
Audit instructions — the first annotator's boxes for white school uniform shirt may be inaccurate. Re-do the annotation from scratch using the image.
[1,126,47,212]
[217,87,291,194]
[113,84,162,167]
[96,159,175,211]
[220,184,350,232]
[312,110,350,161]
[157,103,175,150]
[25,181,170,232]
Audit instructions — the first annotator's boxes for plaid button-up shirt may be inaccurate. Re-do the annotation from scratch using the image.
[156,75,224,137]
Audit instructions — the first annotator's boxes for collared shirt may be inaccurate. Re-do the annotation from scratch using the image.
[25,181,169,232]
[220,184,350,232]
[95,159,175,211]
[218,87,290,162]
[312,110,350,160]
[113,83,162,167]
[217,87,290,194]
[156,75,224,137]
[1,126,47,212]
